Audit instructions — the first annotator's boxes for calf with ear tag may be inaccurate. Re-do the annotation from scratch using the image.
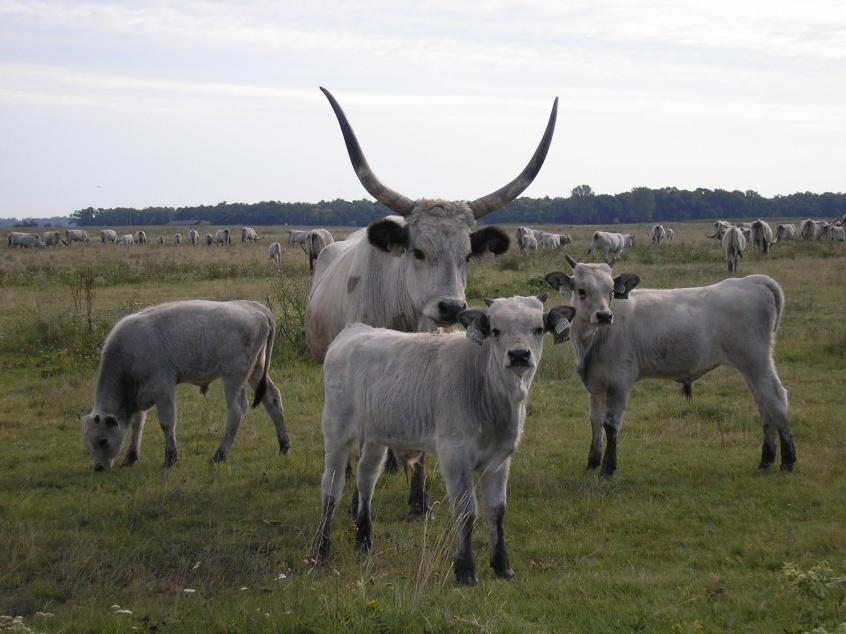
[546,305,574,343]
[458,309,490,346]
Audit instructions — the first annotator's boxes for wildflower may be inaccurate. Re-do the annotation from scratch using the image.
[183,588,196,594]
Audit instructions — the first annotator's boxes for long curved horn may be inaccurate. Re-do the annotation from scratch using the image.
[468,97,558,219]
[320,87,415,216]
[565,254,578,269]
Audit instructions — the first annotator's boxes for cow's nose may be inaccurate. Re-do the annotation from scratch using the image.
[596,311,613,324]
[437,300,467,322]
[94,464,104,472]
[507,349,532,365]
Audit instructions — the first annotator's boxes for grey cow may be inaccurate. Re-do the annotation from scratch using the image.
[750,219,773,254]
[314,296,574,584]
[66,229,90,244]
[722,226,746,272]
[545,256,796,476]
[81,300,290,471]
[7,232,44,248]
[42,231,67,247]
[304,228,334,272]
[101,229,118,244]
[588,231,636,264]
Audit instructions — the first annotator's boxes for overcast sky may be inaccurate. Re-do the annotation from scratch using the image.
[1,0,844,218]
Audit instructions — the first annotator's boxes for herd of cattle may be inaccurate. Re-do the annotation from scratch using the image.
[68,89,821,586]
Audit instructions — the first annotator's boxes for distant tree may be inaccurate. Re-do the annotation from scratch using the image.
[571,184,594,198]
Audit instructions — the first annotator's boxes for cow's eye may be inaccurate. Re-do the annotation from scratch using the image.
[492,328,501,338]
[578,289,586,298]
[412,249,425,261]
[533,327,544,336]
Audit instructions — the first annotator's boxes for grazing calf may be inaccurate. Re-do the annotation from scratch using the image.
[241,227,261,243]
[665,227,674,241]
[119,234,134,246]
[722,226,746,272]
[214,229,231,245]
[288,229,309,248]
[136,230,147,245]
[750,219,773,255]
[305,228,334,271]
[8,232,44,248]
[706,220,731,240]
[650,224,667,245]
[314,296,574,584]
[588,231,635,264]
[205,233,214,245]
[66,229,90,244]
[42,231,67,247]
[101,229,118,244]
[519,234,538,255]
[189,229,199,245]
[545,257,796,476]
[268,241,282,263]
[174,233,182,244]
[81,300,289,471]
[831,225,846,244]
[776,224,796,242]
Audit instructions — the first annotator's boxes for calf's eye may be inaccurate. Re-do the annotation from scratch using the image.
[578,289,586,298]
[412,249,425,261]
[492,329,501,338]
[533,327,544,336]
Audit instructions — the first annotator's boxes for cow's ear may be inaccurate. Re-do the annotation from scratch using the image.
[536,293,548,304]
[545,306,576,344]
[613,273,640,299]
[368,219,409,255]
[458,309,490,345]
[470,227,510,257]
[93,414,100,424]
[545,271,574,296]
[104,415,119,428]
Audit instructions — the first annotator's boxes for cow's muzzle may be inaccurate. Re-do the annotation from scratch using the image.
[595,311,613,324]
[435,299,468,325]
[506,348,534,371]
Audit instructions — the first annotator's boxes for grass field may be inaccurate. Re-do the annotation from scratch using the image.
[1,221,845,633]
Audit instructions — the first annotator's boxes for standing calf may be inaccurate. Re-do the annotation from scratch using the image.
[314,296,574,585]
[81,300,290,471]
[722,226,746,272]
[545,256,796,476]
[268,241,282,263]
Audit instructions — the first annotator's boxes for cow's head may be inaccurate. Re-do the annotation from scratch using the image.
[80,412,126,471]
[322,87,557,329]
[545,255,639,326]
[458,295,575,378]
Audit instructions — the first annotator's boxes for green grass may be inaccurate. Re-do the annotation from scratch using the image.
[1,222,845,633]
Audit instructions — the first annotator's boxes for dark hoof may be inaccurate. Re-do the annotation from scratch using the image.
[780,462,795,473]
[211,450,226,464]
[758,461,773,470]
[121,452,138,467]
[455,571,478,586]
[164,453,178,468]
[279,438,290,455]
[94,464,105,472]
[408,505,433,521]
[355,534,372,553]
[586,458,601,471]
[600,466,616,477]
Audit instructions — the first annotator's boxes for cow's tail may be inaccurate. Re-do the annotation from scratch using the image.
[252,315,275,408]
[752,275,784,335]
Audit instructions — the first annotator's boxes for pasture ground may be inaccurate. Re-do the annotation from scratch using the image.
[1,222,845,633]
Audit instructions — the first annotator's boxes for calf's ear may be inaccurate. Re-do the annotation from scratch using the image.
[613,273,640,299]
[368,219,409,255]
[544,271,574,295]
[458,309,490,345]
[545,306,576,343]
[470,227,510,257]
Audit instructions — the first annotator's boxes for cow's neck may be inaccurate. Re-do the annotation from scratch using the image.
[570,319,607,385]
[481,343,533,434]
[95,366,136,420]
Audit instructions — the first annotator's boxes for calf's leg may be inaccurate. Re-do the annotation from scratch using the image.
[155,394,178,468]
[213,379,248,463]
[249,364,290,454]
[741,361,796,471]
[314,438,352,563]
[439,448,478,585]
[121,410,147,466]
[408,454,431,518]
[601,387,630,476]
[355,442,387,552]
[480,459,514,580]
[587,392,606,469]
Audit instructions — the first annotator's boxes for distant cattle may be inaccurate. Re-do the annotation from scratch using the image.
[538,232,569,250]
[288,230,310,248]
[214,229,231,246]
[119,234,135,246]
[776,224,796,242]
[7,232,44,248]
[81,300,289,471]
[205,233,214,245]
[313,296,574,584]
[241,227,261,243]
[519,234,538,255]
[174,233,182,244]
[268,241,282,263]
[42,231,67,247]
[831,225,846,244]
[650,224,667,245]
[800,219,819,241]
[304,228,335,272]
[100,229,118,244]
[706,220,731,240]
[588,231,635,264]
[545,257,796,476]
[136,231,147,245]
[722,226,746,272]
[66,229,90,244]
[750,219,773,255]
[665,227,675,241]
[158,235,164,245]
[189,229,199,245]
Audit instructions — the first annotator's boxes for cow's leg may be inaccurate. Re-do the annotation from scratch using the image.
[408,454,430,518]
[741,362,795,471]
[121,410,147,466]
[601,387,630,476]
[588,392,607,469]
[249,363,289,455]
[480,459,514,580]
[213,378,248,463]
[155,393,178,468]
[314,438,352,563]
[439,447,478,585]
[355,441,387,552]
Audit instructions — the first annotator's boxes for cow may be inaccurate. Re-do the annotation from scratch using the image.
[241,227,261,243]
[189,229,199,245]
[588,231,636,264]
[66,229,90,244]
[214,229,231,246]
[665,228,675,241]
[101,229,118,244]
[268,241,282,263]
[305,87,556,517]
[537,232,570,250]
[80,300,289,471]
[174,233,182,244]
[650,224,667,245]
[800,219,819,241]
[119,234,135,246]
[831,225,846,244]
[775,224,796,242]
[305,228,335,272]
[706,220,731,240]
[205,233,214,245]
[288,229,310,249]
[722,226,746,272]
[42,231,67,247]
[135,230,147,245]
[818,222,832,241]
[7,232,44,248]
[750,219,773,255]
[519,234,538,255]
[313,295,575,584]
[737,222,752,242]
[545,256,796,476]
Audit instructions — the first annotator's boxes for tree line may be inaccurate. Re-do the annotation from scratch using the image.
[70,187,846,227]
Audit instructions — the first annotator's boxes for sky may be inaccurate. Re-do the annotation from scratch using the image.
[0,0,844,218]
